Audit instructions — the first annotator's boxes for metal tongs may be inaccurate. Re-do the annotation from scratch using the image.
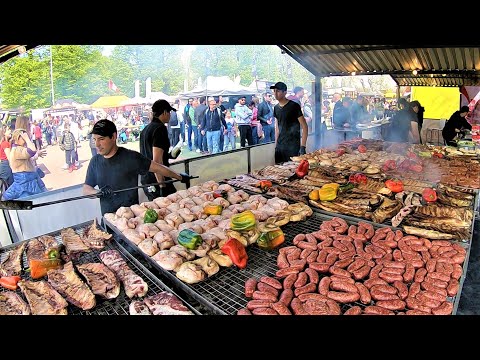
[0,176,199,210]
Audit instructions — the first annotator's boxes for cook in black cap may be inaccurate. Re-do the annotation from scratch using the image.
[442,105,472,146]
[270,81,308,163]
[83,118,193,215]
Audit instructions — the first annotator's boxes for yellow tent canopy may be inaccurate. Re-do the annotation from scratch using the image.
[90,95,130,109]
[384,91,397,98]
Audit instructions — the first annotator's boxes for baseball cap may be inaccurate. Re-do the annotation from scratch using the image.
[270,81,287,91]
[460,105,470,113]
[151,99,176,115]
[90,119,117,137]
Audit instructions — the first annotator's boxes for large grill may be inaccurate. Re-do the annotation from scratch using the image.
[106,212,469,315]
[0,220,199,315]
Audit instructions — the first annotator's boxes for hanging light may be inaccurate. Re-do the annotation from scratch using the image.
[17,46,26,54]
[351,71,356,76]
[412,70,418,75]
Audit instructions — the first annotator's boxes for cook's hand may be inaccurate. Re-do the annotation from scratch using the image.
[179,173,194,184]
[298,146,307,155]
[98,185,114,199]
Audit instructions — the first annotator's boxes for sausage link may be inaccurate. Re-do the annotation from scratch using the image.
[260,276,283,290]
[303,300,329,315]
[437,246,454,255]
[330,275,355,284]
[414,268,428,283]
[347,259,367,273]
[278,289,294,307]
[329,266,352,278]
[363,305,394,315]
[275,267,301,278]
[393,249,404,262]
[422,290,447,303]
[371,284,398,294]
[421,281,448,297]
[327,291,360,303]
[426,272,451,283]
[311,231,331,242]
[305,268,319,284]
[351,233,367,243]
[277,252,290,269]
[335,257,354,269]
[431,240,453,247]
[237,308,252,315]
[381,267,404,275]
[247,299,274,310]
[416,293,442,309]
[451,264,463,280]
[355,282,371,304]
[292,233,306,245]
[364,277,389,289]
[421,251,431,263]
[283,273,298,290]
[294,282,317,297]
[436,262,454,275]
[333,240,348,252]
[252,291,278,302]
[376,299,406,311]
[353,265,371,280]
[403,263,415,283]
[447,279,459,297]
[294,272,308,289]
[326,299,342,315]
[410,245,428,252]
[370,264,384,279]
[348,225,358,237]
[257,282,279,297]
[426,258,437,273]
[422,238,432,249]
[408,282,421,298]
[452,243,467,255]
[330,280,359,293]
[451,254,466,265]
[300,248,314,260]
[394,230,404,242]
[297,241,318,250]
[406,309,430,315]
[305,233,318,244]
[405,297,432,313]
[393,280,409,300]
[427,278,449,289]
[245,278,257,298]
[290,298,308,315]
[338,250,356,260]
[379,272,404,283]
[271,301,292,315]
[344,306,362,315]
[286,248,301,262]
[432,301,453,315]
[309,262,331,273]
[317,249,329,263]
[306,250,319,264]
[326,253,339,266]
[286,259,308,269]
[297,293,329,302]
[436,257,456,264]
[370,289,400,301]
[317,239,333,250]
[252,307,278,315]
[279,246,298,255]
[441,250,458,258]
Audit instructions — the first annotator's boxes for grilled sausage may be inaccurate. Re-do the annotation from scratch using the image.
[253,291,278,302]
[329,266,352,278]
[300,248,314,260]
[271,301,292,315]
[309,262,331,273]
[278,289,294,307]
[257,282,279,297]
[352,265,371,280]
[405,297,432,313]
[344,306,362,315]
[363,305,394,315]
[371,284,398,294]
[293,233,306,245]
[451,254,466,264]
[330,275,355,284]
[338,250,356,260]
[422,290,446,303]
[394,230,404,242]
[376,299,406,311]
[294,282,317,297]
[252,307,277,315]
[283,273,298,290]
[393,249,404,262]
[305,268,319,284]
[260,276,283,290]
[333,240,348,252]
[294,272,308,288]
[381,267,404,275]
[451,264,463,280]
[297,241,318,250]
[276,267,302,278]
[298,293,329,302]
[326,299,342,315]
[447,279,459,297]
[247,299,274,310]
[291,298,308,315]
[414,268,428,283]
[426,259,437,273]
[326,253,339,266]
[370,289,400,301]
[306,250,319,264]
[305,233,318,244]
[355,282,371,304]
[432,301,453,315]
[327,291,360,303]
[393,281,409,300]
[348,225,358,237]
[364,277,389,289]
[289,259,307,270]
[403,263,415,283]
[370,264,384,278]
[303,300,329,315]
[416,293,442,309]
[330,280,358,293]
[421,281,448,297]
[379,272,403,283]
[347,259,366,273]
[406,309,430,315]
[245,278,257,298]
[426,272,450,283]
[408,281,421,298]
[335,257,354,269]
[277,252,290,269]
[317,250,328,263]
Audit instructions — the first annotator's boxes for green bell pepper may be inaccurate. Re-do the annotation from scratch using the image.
[144,209,158,224]
[177,229,203,250]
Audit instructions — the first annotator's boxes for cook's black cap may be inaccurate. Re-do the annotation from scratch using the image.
[152,99,176,115]
[90,119,117,137]
[270,81,287,91]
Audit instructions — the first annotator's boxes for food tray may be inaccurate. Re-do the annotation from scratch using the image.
[106,212,467,315]
[0,220,199,315]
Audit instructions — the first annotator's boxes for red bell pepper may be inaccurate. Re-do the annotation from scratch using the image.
[213,190,228,199]
[357,144,367,153]
[422,188,438,202]
[432,152,444,159]
[382,159,397,172]
[0,276,22,290]
[221,238,248,269]
[385,179,404,193]
[256,180,273,192]
[295,160,309,179]
[348,173,368,185]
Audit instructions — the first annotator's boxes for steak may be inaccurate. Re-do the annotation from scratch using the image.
[82,218,112,250]
[61,228,90,256]
[129,300,152,315]
[143,292,193,315]
[26,235,59,262]
[47,261,96,310]
[0,291,31,315]
[0,242,26,276]
[18,280,68,315]
[76,263,120,299]
[100,250,148,298]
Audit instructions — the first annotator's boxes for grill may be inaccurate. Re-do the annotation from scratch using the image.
[106,211,469,315]
[0,220,199,315]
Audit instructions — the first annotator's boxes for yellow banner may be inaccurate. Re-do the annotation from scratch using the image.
[411,87,460,120]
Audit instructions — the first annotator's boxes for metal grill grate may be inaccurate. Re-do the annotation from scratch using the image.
[0,220,199,315]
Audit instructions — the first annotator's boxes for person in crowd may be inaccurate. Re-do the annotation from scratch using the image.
[234,96,253,147]
[270,81,308,163]
[0,128,13,187]
[217,96,227,151]
[88,120,97,157]
[69,118,80,168]
[139,100,184,201]
[385,98,420,143]
[201,97,227,154]
[60,123,78,173]
[33,121,43,150]
[2,129,47,200]
[194,97,208,154]
[257,92,275,143]
[223,110,237,151]
[84,118,191,215]
[410,100,425,142]
[81,116,90,141]
[184,98,194,151]
[248,100,260,145]
[177,100,187,147]
[288,86,304,105]
[442,105,472,146]
[332,97,353,142]
[44,120,54,146]
[169,104,181,148]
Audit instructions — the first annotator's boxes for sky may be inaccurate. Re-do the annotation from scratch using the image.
[102,45,115,56]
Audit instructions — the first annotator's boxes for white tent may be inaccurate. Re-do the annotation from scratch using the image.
[148,91,177,104]
[179,76,255,99]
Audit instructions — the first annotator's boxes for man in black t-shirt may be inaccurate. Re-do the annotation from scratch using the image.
[83,119,191,214]
[140,100,183,200]
[270,82,308,163]
[442,106,472,146]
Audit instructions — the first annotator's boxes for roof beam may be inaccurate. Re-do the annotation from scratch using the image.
[288,45,479,56]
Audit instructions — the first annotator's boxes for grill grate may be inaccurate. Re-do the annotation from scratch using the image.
[0,220,199,315]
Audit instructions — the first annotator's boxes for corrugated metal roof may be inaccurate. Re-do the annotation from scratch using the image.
[280,45,480,87]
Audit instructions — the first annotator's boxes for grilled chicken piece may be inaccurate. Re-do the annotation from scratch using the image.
[137,223,160,238]
[61,228,90,256]
[154,221,174,233]
[212,197,230,208]
[18,280,68,315]
[128,216,144,229]
[100,250,148,298]
[114,217,129,232]
[152,250,185,271]
[122,229,145,245]
[166,202,180,213]
[47,261,96,310]
[191,197,205,206]
[138,238,160,257]
[169,245,196,261]
[104,213,117,224]
[201,180,219,192]
[129,300,152,315]
[208,249,233,267]
[144,292,194,315]
[153,231,175,250]
[402,226,456,240]
[0,291,31,315]
[153,197,172,208]
[176,190,191,199]
[166,192,183,203]
[193,256,219,277]
[179,198,197,209]
[116,206,135,219]
[217,183,235,192]
[177,208,196,222]
[76,263,120,299]
[227,192,243,204]
[189,205,207,220]
[175,262,206,284]
[130,204,148,217]
[164,213,184,228]
[0,242,26,276]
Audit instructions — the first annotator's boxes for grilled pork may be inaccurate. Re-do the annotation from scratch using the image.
[371,198,402,224]
[47,261,96,310]
[26,235,59,262]
[0,291,30,315]
[76,263,120,299]
[437,193,472,208]
[0,243,26,276]
[18,280,68,315]
[82,218,112,250]
[129,300,152,315]
[100,250,148,298]
[61,228,90,256]
[402,226,455,240]
[143,292,193,315]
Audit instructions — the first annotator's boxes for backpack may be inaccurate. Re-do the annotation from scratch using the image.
[169,111,178,126]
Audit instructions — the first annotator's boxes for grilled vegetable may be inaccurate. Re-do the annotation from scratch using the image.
[255,180,273,192]
[295,159,309,179]
[257,228,285,251]
[349,173,368,185]
[29,258,62,279]
[45,247,60,259]
[231,210,256,231]
[204,204,223,215]
[319,186,337,201]
[385,179,404,193]
[308,189,320,201]
[221,238,248,269]
[338,183,355,193]
[322,183,340,192]
[432,152,444,159]
[357,144,367,153]
[144,209,158,224]
[177,229,203,250]
[213,190,228,199]
[0,276,21,290]
[422,188,438,202]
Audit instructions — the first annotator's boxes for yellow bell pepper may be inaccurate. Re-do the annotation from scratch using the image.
[204,204,223,215]
[308,189,320,201]
[231,210,256,231]
[322,183,340,192]
[319,187,337,201]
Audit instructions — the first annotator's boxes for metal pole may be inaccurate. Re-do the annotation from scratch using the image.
[315,76,322,149]
[50,45,55,105]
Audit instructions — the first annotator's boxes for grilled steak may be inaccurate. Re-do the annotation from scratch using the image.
[0,243,26,276]
[129,300,152,315]
[47,261,96,310]
[143,292,193,315]
[100,250,148,298]
[76,263,120,299]
[402,226,455,240]
[371,197,402,224]
[82,218,112,250]
[26,235,59,262]
[0,291,31,315]
[18,280,68,315]
[414,204,473,222]
[61,228,90,256]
